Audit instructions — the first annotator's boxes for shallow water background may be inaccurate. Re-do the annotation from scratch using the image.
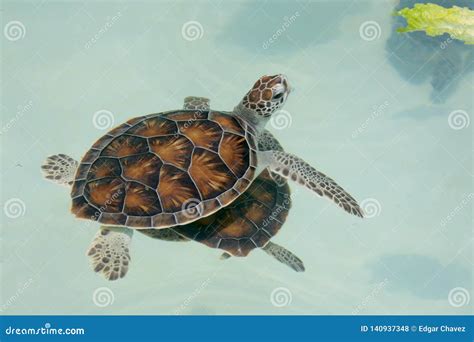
[1,0,472,315]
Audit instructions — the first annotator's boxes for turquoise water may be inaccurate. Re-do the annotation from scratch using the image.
[1,0,472,315]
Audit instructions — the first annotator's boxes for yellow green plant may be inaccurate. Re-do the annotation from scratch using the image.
[396,3,474,45]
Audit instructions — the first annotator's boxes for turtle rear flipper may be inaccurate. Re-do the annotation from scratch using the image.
[262,241,305,272]
[220,252,232,260]
[87,226,133,281]
[183,96,210,111]
[41,154,78,186]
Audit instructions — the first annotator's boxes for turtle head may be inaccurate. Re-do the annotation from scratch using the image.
[236,74,291,127]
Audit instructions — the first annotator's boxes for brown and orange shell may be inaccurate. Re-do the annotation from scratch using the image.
[71,110,258,229]
[169,169,291,257]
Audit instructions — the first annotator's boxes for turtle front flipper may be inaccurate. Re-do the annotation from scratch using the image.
[183,96,210,111]
[87,226,133,281]
[257,130,286,185]
[262,241,305,272]
[41,154,78,186]
[260,150,364,218]
[257,130,284,152]
[220,252,232,260]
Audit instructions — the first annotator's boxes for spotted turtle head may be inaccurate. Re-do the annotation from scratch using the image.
[239,74,291,120]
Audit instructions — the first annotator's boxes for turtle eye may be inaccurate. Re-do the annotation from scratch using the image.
[273,92,284,100]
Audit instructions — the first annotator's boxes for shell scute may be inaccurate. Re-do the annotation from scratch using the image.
[71,179,87,198]
[219,133,250,178]
[209,112,245,136]
[164,111,208,121]
[88,158,122,181]
[157,164,201,212]
[148,135,193,170]
[101,135,148,158]
[71,196,99,220]
[108,122,132,137]
[126,117,177,137]
[83,177,125,213]
[177,120,222,152]
[151,213,177,228]
[98,212,128,226]
[126,216,152,228]
[124,182,162,216]
[121,153,162,188]
[189,148,237,200]
[81,148,101,164]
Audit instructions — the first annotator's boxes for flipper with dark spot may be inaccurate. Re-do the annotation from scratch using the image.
[41,154,78,186]
[262,241,305,272]
[87,226,133,281]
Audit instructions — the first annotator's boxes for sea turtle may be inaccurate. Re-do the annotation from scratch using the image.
[140,167,304,273]
[41,74,363,280]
